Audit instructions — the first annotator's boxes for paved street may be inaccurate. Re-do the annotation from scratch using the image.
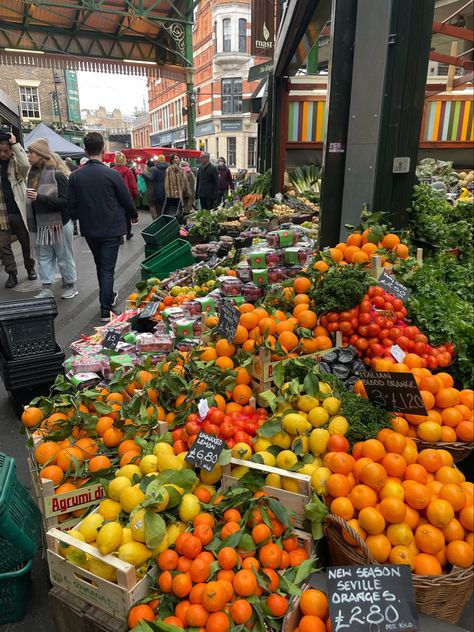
[0,209,151,632]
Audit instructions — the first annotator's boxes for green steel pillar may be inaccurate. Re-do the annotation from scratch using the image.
[184,0,196,150]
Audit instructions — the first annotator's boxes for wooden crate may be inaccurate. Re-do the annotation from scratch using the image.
[221,457,312,529]
[46,522,157,619]
[49,585,127,632]
[282,583,310,632]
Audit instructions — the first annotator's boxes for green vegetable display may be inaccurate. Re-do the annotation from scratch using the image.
[309,265,371,315]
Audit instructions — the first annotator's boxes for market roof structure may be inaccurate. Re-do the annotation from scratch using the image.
[23,121,85,159]
[0,0,195,81]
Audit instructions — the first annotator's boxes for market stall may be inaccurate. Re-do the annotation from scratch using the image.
[0,179,472,632]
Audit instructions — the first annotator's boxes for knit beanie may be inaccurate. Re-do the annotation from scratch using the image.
[115,151,126,166]
[157,155,166,162]
[28,138,51,159]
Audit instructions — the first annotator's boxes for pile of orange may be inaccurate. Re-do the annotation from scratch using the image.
[292,588,331,632]
[327,231,409,266]
[152,496,311,631]
[325,430,473,574]
[388,370,473,444]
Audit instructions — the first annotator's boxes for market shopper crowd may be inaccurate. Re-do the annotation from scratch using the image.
[0,129,234,322]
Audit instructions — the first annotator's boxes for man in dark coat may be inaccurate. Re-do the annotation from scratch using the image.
[217,157,234,205]
[142,155,167,219]
[196,152,219,211]
[68,132,138,322]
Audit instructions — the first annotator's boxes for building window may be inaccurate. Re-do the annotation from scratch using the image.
[221,78,242,114]
[223,18,231,52]
[239,19,247,53]
[248,137,257,167]
[19,85,40,118]
[227,137,236,167]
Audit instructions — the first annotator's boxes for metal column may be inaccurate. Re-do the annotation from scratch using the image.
[184,0,196,150]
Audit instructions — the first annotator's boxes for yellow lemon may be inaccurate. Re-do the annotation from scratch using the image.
[177,452,192,468]
[139,455,159,474]
[298,463,317,477]
[309,428,330,456]
[178,493,201,522]
[200,464,222,485]
[118,541,152,567]
[322,397,341,416]
[120,486,145,514]
[328,415,349,436]
[88,557,117,582]
[148,485,169,512]
[292,435,309,455]
[297,394,319,412]
[121,527,134,545]
[265,473,282,488]
[153,442,175,457]
[78,513,104,543]
[58,529,86,561]
[97,521,123,555]
[115,464,142,482]
[232,442,252,460]
[319,382,333,395]
[282,477,300,493]
[130,509,147,543]
[311,467,332,495]
[271,431,292,449]
[308,407,330,428]
[108,476,131,501]
[254,437,271,452]
[98,499,122,521]
[157,453,183,472]
[283,413,311,435]
[255,451,276,466]
[231,465,249,479]
[275,450,298,470]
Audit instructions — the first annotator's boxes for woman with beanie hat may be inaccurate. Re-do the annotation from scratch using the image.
[112,151,137,240]
[26,138,78,299]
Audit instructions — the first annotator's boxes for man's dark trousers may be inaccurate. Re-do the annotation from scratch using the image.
[85,236,121,311]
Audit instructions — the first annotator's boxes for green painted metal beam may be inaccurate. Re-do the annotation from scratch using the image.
[184,0,195,150]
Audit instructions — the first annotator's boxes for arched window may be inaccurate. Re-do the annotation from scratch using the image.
[239,19,247,53]
[223,18,231,52]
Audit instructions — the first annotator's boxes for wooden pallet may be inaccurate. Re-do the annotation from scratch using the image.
[49,585,127,632]
[46,521,157,619]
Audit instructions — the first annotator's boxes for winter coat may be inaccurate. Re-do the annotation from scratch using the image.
[196,163,219,199]
[142,163,167,202]
[217,165,234,192]
[112,164,138,199]
[2,143,29,227]
[165,164,189,200]
[182,167,196,212]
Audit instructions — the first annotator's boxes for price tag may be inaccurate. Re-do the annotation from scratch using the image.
[198,398,210,420]
[327,564,419,632]
[390,345,406,363]
[102,329,121,350]
[185,431,225,472]
[360,371,427,415]
[138,302,159,319]
[378,271,412,302]
[216,302,240,343]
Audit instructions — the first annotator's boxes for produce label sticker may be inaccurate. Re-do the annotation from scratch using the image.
[102,329,121,350]
[185,431,225,472]
[198,398,210,420]
[360,371,427,415]
[139,302,159,319]
[389,345,406,363]
[377,271,412,302]
[216,302,240,343]
[327,565,419,632]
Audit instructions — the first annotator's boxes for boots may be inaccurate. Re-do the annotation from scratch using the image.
[5,272,17,288]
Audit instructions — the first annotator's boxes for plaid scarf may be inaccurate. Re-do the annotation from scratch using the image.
[0,158,21,231]
[27,166,63,245]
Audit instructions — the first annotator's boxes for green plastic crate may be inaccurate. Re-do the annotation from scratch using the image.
[140,238,194,280]
[0,558,32,624]
[141,215,180,247]
[0,453,41,572]
[144,243,161,259]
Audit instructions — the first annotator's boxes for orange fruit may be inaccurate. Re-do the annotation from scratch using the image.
[346,233,363,247]
[393,243,409,259]
[343,246,360,263]
[266,593,289,617]
[259,542,283,569]
[414,553,442,575]
[218,547,238,570]
[233,325,249,345]
[329,248,343,263]
[96,416,115,436]
[56,446,83,472]
[233,569,258,597]
[21,406,44,428]
[361,439,386,462]
[459,504,474,531]
[381,233,401,249]
[239,312,258,330]
[215,339,236,357]
[438,484,466,512]
[200,347,218,362]
[35,441,60,466]
[128,605,155,629]
[300,589,328,618]
[360,462,387,490]
[426,499,454,528]
[297,310,318,329]
[442,518,466,543]
[102,426,123,447]
[446,540,474,568]
[379,497,407,524]
[435,388,460,408]
[299,616,326,632]
[349,484,377,510]
[456,420,474,441]
[358,507,386,534]
[390,545,415,569]
[365,534,392,562]
[405,482,430,510]
[231,384,252,405]
[293,277,311,294]
[40,465,64,486]
[88,455,112,472]
[231,600,253,625]
[327,474,351,498]
[342,519,367,546]
[415,523,445,554]
[172,573,192,598]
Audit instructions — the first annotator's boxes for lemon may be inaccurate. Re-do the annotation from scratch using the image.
[309,428,330,456]
[121,527,134,545]
[116,464,142,482]
[232,442,252,460]
[153,442,174,457]
[59,529,86,562]
[322,397,341,416]
[231,465,249,479]
[200,464,222,485]
[118,541,152,567]
[178,493,201,522]
[271,431,291,449]
[265,473,282,488]
[88,557,117,582]
[254,437,271,452]
[328,415,349,436]
[319,382,333,395]
[78,513,104,543]
[282,477,300,493]
[386,523,413,546]
[292,435,309,455]
[256,450,276,466]
[298,463,317,477]
[177,452,192,468]
[108,476,131,501]
[311,456,323,468]
[148,485,169,512]
[97,521,123,555]
[275,450,298,470]
[166,522,186,547]
[170,286,182,297]
[140,455,159,474]
[283,413,311,436]
[98,499,122,521]
[120,486,145,514]
[308,406,330,428]
[157,453,183,472]
[297,394,319,412]
[130,509,147,543]
[152,533,169,556]
[311,467,331,495]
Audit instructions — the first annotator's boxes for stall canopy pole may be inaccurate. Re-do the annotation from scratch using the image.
[185,0,196,151]
[318,0,358,248]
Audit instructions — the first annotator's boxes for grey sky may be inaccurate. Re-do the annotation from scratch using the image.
[77,71,148,115]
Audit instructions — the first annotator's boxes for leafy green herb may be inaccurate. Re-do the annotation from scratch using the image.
[309,265,372,314]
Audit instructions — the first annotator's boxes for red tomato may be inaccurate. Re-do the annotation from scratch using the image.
[358,313,372,326]
[327,312,339,323]
[226,438,236,448]
[383,302,394,311]
[356,338,369,351]
[426,356,438,369]
[358,325,369,337]
[349,308,359,318]
[327,322,340,332]
[349,335,360,346]
[438,352,452,367]
[367,323,381,337]
[390,327,401,339]
[396,336,410,350]
[359,300,372,313]
[339,321,352,334]
[382,338,393,348]
[209,409,225,425]
[372,296,385,309]
[220,421,234,439]
[320,315,328,327]
[234,431,252,445]
[379,328,390,340]
[186,421,202,436]
[339,311,352,322]
[374,316,387,329]
[414,334,428,344]
[413,342,426,355]
[382,293,394,303]
[370,343,385,357]
[404,326,418,339]
[351,318,360,330]
[392,298,404,311]
[241,405,255,416]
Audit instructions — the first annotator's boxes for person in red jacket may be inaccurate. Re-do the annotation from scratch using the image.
[112,152,137,240]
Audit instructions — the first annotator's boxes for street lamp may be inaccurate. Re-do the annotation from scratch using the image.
[52,70,63,129]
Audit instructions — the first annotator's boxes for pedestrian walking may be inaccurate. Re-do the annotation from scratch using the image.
[165,154,189,219]
[196,152,218,211]
[0,130,36,288]
[65,157,78,172]
[217,157,234,204]
[112,151,137,240]
[181,160,196,215]
[68,132,138,321]
[25,138,77,299]
[142,155,167,219]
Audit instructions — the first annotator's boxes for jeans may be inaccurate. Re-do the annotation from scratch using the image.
[0,214,35,275]
[37,219,76,285]
[85,236,121,311]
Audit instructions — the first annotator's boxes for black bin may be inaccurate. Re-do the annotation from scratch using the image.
[0,298,57,360]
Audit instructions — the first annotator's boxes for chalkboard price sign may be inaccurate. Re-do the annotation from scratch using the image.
[139,302,159,319]
[378,271,412,302]
[185,431,225,472]
[327,564,419,632]
[216,302,240,343]
[360,371,427,415]
[102,328,121,350]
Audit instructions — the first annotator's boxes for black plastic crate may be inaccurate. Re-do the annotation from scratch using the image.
[0,297,57,360]
[0,344,65,390]
[8,383,55,418]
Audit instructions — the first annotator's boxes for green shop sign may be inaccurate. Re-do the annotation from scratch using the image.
[65,70,81,123]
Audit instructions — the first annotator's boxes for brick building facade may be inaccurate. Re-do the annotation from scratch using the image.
[131,113,152,149]
[149,0,269,171]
